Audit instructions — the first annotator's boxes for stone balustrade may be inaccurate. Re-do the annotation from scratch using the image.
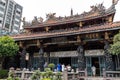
[105,71,120,77]
[9,67,120,80]
[9,68,79,80]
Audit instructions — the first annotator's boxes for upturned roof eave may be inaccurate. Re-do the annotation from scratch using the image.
[24,11,115,29]
[14,25,120,41]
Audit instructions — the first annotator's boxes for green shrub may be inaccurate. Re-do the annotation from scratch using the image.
[48,63,55,71]
[0,70,8,79]
[42,78,51,80]
[15,77,20,80]
[44,68,51,72]
[7,77,20,80]
[31,70,41,80]
[41,72,46,78]
[8,71,14,78]
[7,77,12,80]
[55,72,62,80]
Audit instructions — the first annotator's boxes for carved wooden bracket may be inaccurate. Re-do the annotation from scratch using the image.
[105,32,109,40]
[108,16,113,23]
[37,39,41,48]
[79,22,83,27]
[77,35,81,43]
[45,27,49,32]
[19,41,23,48]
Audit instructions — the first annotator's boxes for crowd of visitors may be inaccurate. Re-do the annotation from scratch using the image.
[43,62,72,72]
[56,63,72,72]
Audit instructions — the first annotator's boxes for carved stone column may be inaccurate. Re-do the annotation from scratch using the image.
[77,45,85,70]
[28,52,33,70]
[104,41,113,71]
[39,47,44,71]
[20,48,26,68]
[46,52,50,64]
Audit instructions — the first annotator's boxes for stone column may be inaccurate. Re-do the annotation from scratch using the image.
[63,69,68,80]
[46,52,50,64]
[28,52,33,70]
[39,47,44,71]
[77,45,85,71]
[104,41,114,71]
[20,47,26,68]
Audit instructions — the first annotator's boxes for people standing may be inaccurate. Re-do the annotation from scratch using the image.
[61,64,65,72]
[91,65,96,77]
[57,63,61,72]
[67,64,71,72]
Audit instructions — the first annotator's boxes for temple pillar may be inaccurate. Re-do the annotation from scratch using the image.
[77,45,85,71]
[20,47,26,69]
[104,40,114,71]
[28,52,33,70]
[39,47,44,71]
[46,52,50,64]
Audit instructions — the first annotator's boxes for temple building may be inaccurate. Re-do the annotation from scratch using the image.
[5,0,120,76]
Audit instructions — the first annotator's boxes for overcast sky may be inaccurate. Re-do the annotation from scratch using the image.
[15,0,120,22]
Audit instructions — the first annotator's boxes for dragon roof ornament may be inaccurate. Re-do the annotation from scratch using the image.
[112,0,119,5]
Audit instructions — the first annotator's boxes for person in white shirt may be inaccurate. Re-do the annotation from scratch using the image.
[91,65,96,77]
[67,64,71,72]
[61,64,65,72]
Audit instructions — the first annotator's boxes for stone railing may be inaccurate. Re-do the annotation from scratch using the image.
[9,68,79,80]
[105,71,120,78]
[67,72,79,80]
[15,70,33,80]
[77,69,120,80]
[9,68,120,80]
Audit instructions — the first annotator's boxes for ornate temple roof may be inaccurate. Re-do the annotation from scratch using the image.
[12,1,120,41]
[22,3,116,29]
[12,21,120,41]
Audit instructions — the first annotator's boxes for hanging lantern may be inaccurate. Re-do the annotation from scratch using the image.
[25,53,29,61]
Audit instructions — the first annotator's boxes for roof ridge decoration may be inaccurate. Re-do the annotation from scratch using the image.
[22,2,116,28]
[112,0,119,5]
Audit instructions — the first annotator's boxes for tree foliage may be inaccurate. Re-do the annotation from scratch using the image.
[0,36,19,57]
[109,32,120,55]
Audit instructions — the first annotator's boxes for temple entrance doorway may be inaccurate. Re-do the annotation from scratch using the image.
[59,57,71,66]
[86,56,105,76]
[91,57,100,76]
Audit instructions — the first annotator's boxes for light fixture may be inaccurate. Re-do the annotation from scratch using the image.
[25,53,29,61]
